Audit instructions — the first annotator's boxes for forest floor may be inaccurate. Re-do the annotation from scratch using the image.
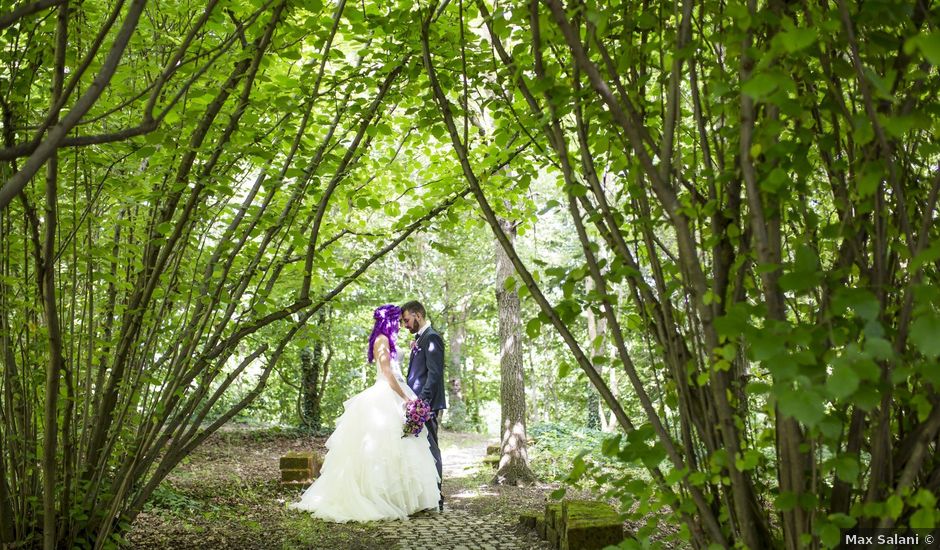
[126,425,577,549]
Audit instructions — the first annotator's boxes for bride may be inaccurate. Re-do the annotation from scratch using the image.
[289,304,441,522]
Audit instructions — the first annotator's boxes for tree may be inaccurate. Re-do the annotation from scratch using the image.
[0,1,470,545]
[422,0,940,547]
[299,309,332,433]
[494,216,537,485]
[584,278,605,430]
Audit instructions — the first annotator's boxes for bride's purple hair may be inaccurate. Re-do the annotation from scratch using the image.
[367,304,401,363]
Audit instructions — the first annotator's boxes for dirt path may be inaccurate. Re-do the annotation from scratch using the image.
[127,427,553,549]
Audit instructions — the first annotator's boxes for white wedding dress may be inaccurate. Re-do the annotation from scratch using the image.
[289,359,440,522]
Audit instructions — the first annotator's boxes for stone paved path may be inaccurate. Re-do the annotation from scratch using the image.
[368,433,551,550]
[371,508,540,550]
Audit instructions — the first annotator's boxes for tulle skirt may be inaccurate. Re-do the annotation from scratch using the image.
[288,379,440,522]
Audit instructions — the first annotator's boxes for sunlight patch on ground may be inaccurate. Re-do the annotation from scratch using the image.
[439,431,491,480]
[451,487,498,499]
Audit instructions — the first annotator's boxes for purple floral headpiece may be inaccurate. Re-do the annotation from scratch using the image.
[367,304,401,363]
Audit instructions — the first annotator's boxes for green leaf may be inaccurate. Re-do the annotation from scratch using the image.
[833,455,859,483]
[779,270,818,292]
[911,240,940,271]
[794,244,819,272]
[909,507,936,529]
[886,495,903,519]
[828,513,856,529]
[827,361,860,400]
[857,161,884,197]
[910,311,940,358]
[714,303,751,338]
[816,521,840,548]
[664,467,687,485]
[799,492,819,511]
[745,381,772,395]
[832,288,880,321]
[525,317,541,339]
[911,393,933,422]
[742,74,779,99]
[912,488,937,509]
[775,491,798,512]
[567,454,588,481]
[761,167,789,193]
[778,27,818,53]
[777,386,825,427]
[735,449,761,471]
[881,114,919,138]
[749,330,786,361]
[906,31,940,66]
[864,337,894,361]
[916,361,940,388]
[601,435,622,457]
[852,385,882,411]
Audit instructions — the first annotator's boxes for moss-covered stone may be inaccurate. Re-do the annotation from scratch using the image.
[535,516,546,539]
[279,451,315,470]
[548,500,623,550]
[545,502,563,530]
[561,516,623,550]
[486,443,501,455]
[280,468,312,483]
[560,499,619,526]
[519,511,539,529]
[547,525,559,549]
[279,451,323,483]
[483,455,500,468]
[280,480,309,489]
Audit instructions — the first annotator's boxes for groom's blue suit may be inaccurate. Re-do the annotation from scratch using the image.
[406,324,446,509]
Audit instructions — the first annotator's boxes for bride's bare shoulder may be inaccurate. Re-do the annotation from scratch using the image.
[373,334,390,347]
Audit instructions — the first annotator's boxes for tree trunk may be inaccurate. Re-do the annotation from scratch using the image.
[493,217,536,485]
[444,305,469,430]
[585,278,606,430]
[299,348,319,431]
[300,310,328,432]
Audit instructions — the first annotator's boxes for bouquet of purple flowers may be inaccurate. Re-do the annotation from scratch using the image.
[403,398,432,438]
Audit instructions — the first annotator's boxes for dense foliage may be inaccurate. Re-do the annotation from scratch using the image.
[1,0,937,548]
[418,0,940,547]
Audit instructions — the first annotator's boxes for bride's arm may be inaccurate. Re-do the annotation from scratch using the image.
[375,336,409,401]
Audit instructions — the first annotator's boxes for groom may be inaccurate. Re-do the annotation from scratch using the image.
[401,300,446,512]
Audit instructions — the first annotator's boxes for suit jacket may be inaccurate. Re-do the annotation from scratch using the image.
[406,325,447,411]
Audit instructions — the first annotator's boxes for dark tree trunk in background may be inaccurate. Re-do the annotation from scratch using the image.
[444,303,469,430]
[585,279,605,430]
[300,311,329,432]
[586,379,600,429]
[299,348,319,431]
[493,217,536,485]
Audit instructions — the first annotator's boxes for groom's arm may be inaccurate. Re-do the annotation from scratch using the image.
[419,333,445,406]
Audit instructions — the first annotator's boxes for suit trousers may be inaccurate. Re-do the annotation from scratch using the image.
[426,412,443,505]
